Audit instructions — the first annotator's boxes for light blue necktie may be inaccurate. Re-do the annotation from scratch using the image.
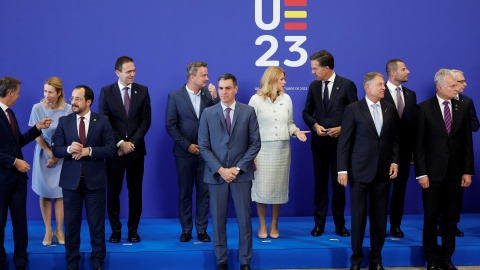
[372,103,381,136]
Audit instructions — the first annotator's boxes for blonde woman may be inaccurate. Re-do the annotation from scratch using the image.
[248,67,310,238]
[28,77,71,246]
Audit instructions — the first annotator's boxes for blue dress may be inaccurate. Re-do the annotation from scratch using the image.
[28,103,71,198]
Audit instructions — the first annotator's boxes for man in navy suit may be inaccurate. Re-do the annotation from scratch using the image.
[414,69,474,270]
[99,56,151,243]
[166,62,219,242]
[302,50,358,237]
[382,59,417,238]
[53,85,115,270]
[337,72,400,270]
[198,74,260,270]
[436,69,479,239]
[0,77,52,270]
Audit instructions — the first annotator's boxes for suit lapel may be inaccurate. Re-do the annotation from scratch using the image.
[380,100,390,137]
[430,97,449,136]
[359,99,379,137]
[85,113,97,145]
[128,84,138,118]
[450,99,461,136]
[181,86,199,119]
[200,88,209,114]
[70,114,80,142]
[112,83,127,119]
[327,77,341,112]
[231,102,239,134]
[216,104,228,135]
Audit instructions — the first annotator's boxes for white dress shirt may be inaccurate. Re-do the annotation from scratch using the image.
[386,81,405,110]
[185,84,201,119]
[323,72,337,99]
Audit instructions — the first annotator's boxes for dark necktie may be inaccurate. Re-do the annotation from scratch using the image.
[396,87,405,118]
[443,101,451,135]
[123,87,130,116]
[323,81,330,110]
[79,116,86,173]
[6,108,16,137]
[225,107,232,135]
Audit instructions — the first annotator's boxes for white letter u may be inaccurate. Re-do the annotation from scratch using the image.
[255,0,280,31]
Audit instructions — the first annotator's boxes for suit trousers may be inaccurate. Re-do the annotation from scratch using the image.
[386,154,412,227]
[106,155,144,231]
[209,181,252,266]
[422,180,461,264]
[312,139,346,229]
[174,155,209,232]
[63,178,106,269]
[350,180,388,266]
[0,177,28,268]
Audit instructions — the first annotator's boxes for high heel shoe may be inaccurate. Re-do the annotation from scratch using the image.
[55,231,65,245]
[258,225,268,239]
[43,231,53,246]
[269,226,279,239]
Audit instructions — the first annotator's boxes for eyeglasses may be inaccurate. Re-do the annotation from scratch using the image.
[69,96,83,102]
[457,80,466,84]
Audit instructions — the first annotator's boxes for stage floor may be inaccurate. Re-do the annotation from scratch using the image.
[3,214,480,269]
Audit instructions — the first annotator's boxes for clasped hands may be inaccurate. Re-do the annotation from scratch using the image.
[118,141,135,156]
[218,167,239,183]
[45,149,61,167]
[314,124,341,138]
[69,142,90,160]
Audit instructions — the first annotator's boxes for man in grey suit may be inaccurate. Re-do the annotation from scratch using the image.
[198,74,261,270]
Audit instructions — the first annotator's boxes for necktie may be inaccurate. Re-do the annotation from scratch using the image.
[372,104,381,136]
[443,101,451,135]
[225,107,232,135]
[396,87,404,118]
[6,108,16,137]
[123,87,130,116]
[323,81,330,110]
[79,116,86,174]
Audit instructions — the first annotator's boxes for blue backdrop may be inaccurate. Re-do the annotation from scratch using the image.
[1,0,479,221]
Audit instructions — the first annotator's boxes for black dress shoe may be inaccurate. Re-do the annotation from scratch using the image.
[390,226,404,238]
[335,227,350,237]
[128,228,141,242]
[455,227,464,237]
[440,261,458,270]
[240,264,251,270]
[180,231,192,242]
[311,223,324,237]
[109,229,121,243]
[427,262,439,270]
[350,264,360,270]
[369,262,385,270]
[197,229,211,242]
[217,262,228,270]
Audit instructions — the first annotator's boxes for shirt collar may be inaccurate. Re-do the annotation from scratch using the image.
[76,110,92,121]
[366,97,381,107]
[324,72,336,83]
[221,101,236,112]
[118,81,132,91]
[0,101,8,112]
[436,94,451,106]
[386,80,402,93]
[185,84,201,96]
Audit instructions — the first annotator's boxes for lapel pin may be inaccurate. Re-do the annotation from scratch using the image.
[135,91,137,94]
[202,92,205,95]
[336,87,339,90]
[94,119,97,122]
[280,103,283,106]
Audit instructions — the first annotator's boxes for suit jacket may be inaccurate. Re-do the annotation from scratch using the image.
[382,85,417,158]
[98,82,151,157]
[52,111,116,190]
[0,108,41,184]
[198,101,261,184]
[414,96,474,181]
[458,93,479,132]
[337,98,400,183]
[166,85,218,157]
[302,75,358,150]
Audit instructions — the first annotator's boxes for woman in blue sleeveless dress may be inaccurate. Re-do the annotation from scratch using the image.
[28,77,71,246]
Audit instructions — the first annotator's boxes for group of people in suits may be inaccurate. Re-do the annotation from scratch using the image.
[0,55,151,270]
[1,51,477,270]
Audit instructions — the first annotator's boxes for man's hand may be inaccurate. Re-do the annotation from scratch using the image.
[208,83,217,99]
[293,130,310,142]
[326,126,341,138]
[218,167,236,183]
[69,142,83,154]
[14,159,31,173]
[338,173,348,187]
[72,147,90,160]
[418,176,429,189]
[389,164,398,179]
[119,141,135,155]
[35,118,54,130]
[314,124,328,137]
[461,174,472,188]
[187,144,200,155]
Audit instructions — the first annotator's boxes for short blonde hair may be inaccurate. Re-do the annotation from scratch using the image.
[42,76,67,109]
[257,66,286,99]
